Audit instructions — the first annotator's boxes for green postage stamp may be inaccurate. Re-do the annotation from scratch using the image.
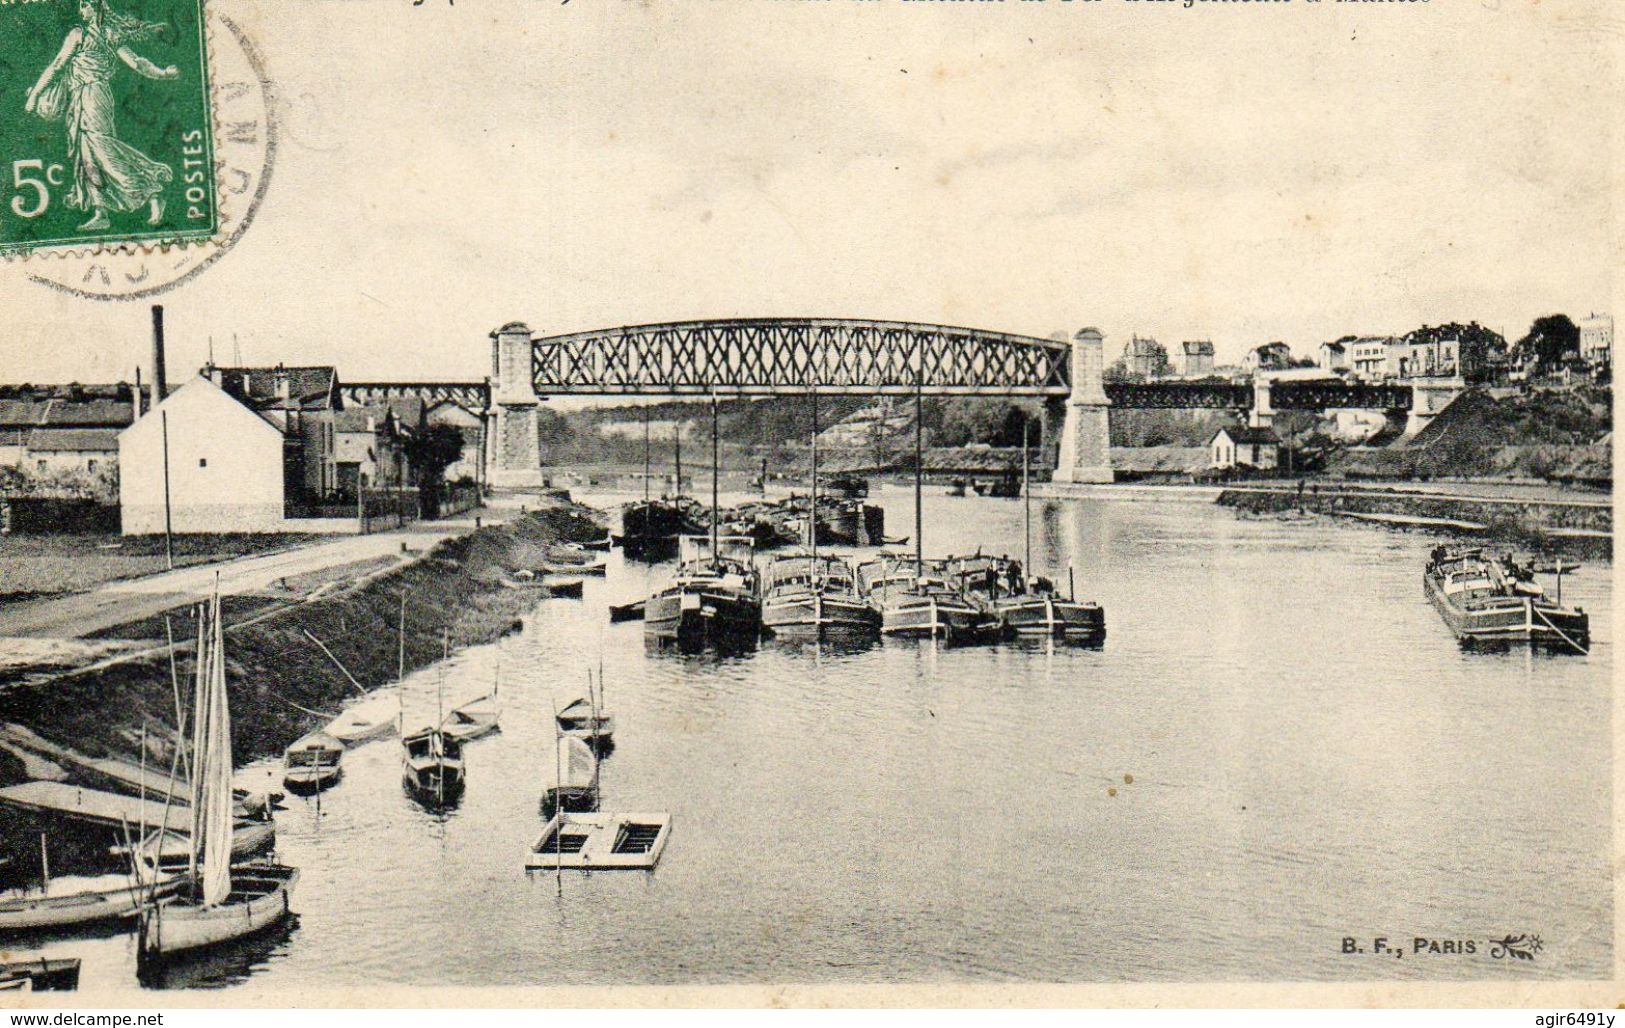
[0,0,215,255]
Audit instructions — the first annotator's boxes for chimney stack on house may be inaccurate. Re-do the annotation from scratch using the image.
[150,304,167,411]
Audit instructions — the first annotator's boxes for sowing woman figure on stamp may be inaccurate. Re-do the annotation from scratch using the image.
[24,0,179,231]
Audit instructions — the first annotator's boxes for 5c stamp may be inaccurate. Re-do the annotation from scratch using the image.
[0,0,216,255]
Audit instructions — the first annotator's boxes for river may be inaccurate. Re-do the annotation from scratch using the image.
[29,487,1613,988]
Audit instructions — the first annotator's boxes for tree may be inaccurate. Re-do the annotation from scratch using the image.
[1515,314,1581,372]
[404,423,467,503]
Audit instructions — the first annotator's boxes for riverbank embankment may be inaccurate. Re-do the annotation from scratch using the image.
[1216,484,1612,555]
[0,504,606,798]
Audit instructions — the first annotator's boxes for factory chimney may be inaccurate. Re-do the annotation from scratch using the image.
[150,304,168,412]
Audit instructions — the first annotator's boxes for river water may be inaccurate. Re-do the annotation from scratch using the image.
[30,488,1613,988]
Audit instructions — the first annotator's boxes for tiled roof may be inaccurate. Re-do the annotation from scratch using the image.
[212,366,338,411]
[27,427,121,452]
[1212,425,1280,445]
[42,398,134,426]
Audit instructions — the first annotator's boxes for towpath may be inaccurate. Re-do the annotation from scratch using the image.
[0,500,532,642]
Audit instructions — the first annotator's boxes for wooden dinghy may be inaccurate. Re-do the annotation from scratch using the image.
[401,726,465,806]
[441,692,500,743]
[324,690,400,745]
[0,958,80,991]
[282,731,344,794]
[0,874,181,933]
[556,697,614,748]
[525,811,671,871]
[537,559,607,577]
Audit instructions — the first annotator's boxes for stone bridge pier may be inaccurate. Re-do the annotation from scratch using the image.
[487,321,545,489]
[1048,327,1114,484]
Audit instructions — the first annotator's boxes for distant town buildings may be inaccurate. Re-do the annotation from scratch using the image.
[1579,313,1613,370]
[1121,335,1169,378]
[1317,340,1348,374]
[1178,340,1215,377]
[1242,342,1295,374]
[1343,338,1395,380]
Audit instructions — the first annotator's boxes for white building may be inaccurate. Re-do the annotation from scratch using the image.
[1347,337,1395,380]
[1178,341,1215,377]
[1579,313,1613,369]
[119,376,286,534]
[1209,425,1280,471]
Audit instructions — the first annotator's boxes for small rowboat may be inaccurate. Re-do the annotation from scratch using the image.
[0,874,181,932]
[402,727,465,806]
[441,692,500,742]
[537,559,607,577]
[324,691,400,745]
[556,697,614,748]
[282,730,344,794]
[0,958,80,991]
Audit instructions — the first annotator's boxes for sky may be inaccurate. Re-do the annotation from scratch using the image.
[1,0,1616,394]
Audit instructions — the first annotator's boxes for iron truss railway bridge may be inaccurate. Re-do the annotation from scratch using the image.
[527,318,1072,397]
[340,380,489,415]
[1104,379,1413,411]
[337,317,1441,486]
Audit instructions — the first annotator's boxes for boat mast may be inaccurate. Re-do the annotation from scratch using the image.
[914,362,924,575]
[642,405,651,548]
[397,590,407,682]
[710,393,720,563]
[1022,419,1031,590]
[810,385,819,562]
[673,416,683,501]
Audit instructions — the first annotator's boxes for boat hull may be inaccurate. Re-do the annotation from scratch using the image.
[997,597,1107,643]
[0,878,181,933]
[281,767,341,795]
[763,593,881,638]
[402,762,466,804]
[644,589,762,651]
[879,597,984,642]
[137,866,298,962]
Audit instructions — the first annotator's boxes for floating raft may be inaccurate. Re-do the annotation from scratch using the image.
[526,811,671,870]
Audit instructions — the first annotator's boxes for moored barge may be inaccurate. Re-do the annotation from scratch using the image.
[1424,546,1589,653]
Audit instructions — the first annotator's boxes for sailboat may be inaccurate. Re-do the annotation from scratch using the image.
[136,592,299,966]
[643,396,763,651]
[441,664,501,743]
[280,730,344,795]
[402,637,468,805]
